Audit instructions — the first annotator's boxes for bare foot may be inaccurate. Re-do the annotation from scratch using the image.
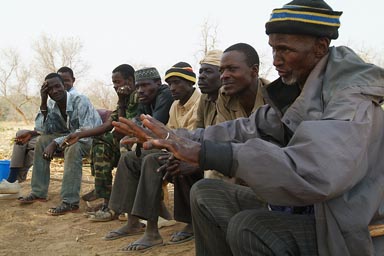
[168,224,194,244]
[121,231,163,252]
[104,222,145,240]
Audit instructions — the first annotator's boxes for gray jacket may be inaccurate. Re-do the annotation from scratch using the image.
[195,46,384,255]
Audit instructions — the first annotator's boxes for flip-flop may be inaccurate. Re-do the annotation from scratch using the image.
[120,241,164,253]
[103,224,146,241]
[167,231,194,245]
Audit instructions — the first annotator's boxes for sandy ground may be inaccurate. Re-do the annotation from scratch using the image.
[0,122,195,256]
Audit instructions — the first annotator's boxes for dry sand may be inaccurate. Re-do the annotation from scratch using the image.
[0,122,195,256]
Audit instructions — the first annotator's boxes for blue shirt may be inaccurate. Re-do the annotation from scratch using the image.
[35,91,102,145]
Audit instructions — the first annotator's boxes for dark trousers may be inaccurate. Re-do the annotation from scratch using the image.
[109,149,202,223]
[191,179,318,256]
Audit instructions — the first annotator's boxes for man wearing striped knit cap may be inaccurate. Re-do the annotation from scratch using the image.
[111,0,384,255]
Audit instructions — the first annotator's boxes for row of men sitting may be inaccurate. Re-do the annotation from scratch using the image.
[2,42,265,252]
[3,0,384,253]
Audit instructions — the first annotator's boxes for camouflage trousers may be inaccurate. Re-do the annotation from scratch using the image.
[91,132,120,199]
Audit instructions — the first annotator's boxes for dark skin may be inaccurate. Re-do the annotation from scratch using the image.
[62,71,135,147]
[40,77,68,161]
[13,131,39,145]
[136,79,161,105]
[198,63,221,102]
[113,34,331,174]
[269,34,329,88]
[166,77,195,105]
[220,50,259,116]
[114,114,198,251]
[115,115,200,167]
[58,71,75,91]
[14,73,74,148]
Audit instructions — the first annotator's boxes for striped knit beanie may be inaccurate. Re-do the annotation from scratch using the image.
[265,0,342,39]
[135,67,161,82]
[164,62,196,83]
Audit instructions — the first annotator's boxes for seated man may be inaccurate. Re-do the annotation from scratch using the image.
[63,64,138,211]
[104,62,201,253]
[88,66,174,222]
[112,0,384,254]
[4,67,77,184]
[216,43,268,124]
[195,49,223,129]
[18,73,102,216]
[206,43,268,181]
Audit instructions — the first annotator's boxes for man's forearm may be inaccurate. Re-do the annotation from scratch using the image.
[199,140,233,177]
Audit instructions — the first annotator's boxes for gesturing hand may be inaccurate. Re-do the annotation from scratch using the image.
[112,115,169,145]
[113,114,201,166]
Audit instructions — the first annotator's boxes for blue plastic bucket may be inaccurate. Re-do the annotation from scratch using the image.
[0,160,11,181]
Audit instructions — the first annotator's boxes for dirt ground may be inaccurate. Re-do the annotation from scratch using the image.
[0,122,195,256]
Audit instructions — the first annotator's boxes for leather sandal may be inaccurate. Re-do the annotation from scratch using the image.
[18,193,47,204]
[47,202,79,216]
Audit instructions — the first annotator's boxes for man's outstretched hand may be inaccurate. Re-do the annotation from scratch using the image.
[112,114,201,165]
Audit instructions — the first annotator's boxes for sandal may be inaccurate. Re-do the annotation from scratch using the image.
[120,241,164,253]
[18,193,47,204]
[47,202,79,216]
[167,231,194,244]
[88,207,117,222]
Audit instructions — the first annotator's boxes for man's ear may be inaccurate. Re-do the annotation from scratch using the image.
[315,37,330,58]
[251,64,259,77]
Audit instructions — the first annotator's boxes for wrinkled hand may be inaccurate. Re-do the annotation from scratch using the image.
[113,115,163,145]
[114,115,201,165]
[157,154,201,179]
[14,130,33,145]
[43,141,58,161]
[61,133,80,149]
[141,115,201,165]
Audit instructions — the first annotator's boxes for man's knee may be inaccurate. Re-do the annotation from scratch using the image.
[190,179,222,209]
[16,130,29,137]
[117,151,140,176]
[64,142,88,160]
[228,210,254,238]
[142,153,160,165]
[36,135,53,148]
[227,210,267,254]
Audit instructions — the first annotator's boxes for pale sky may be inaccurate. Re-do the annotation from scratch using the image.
[1,0,383,87]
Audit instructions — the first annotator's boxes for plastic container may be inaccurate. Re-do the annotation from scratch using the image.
[0,160,11,181]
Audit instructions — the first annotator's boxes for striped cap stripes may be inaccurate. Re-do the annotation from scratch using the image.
[270,9,341,27]
[165,62,196,83]
[265,0,342,39]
